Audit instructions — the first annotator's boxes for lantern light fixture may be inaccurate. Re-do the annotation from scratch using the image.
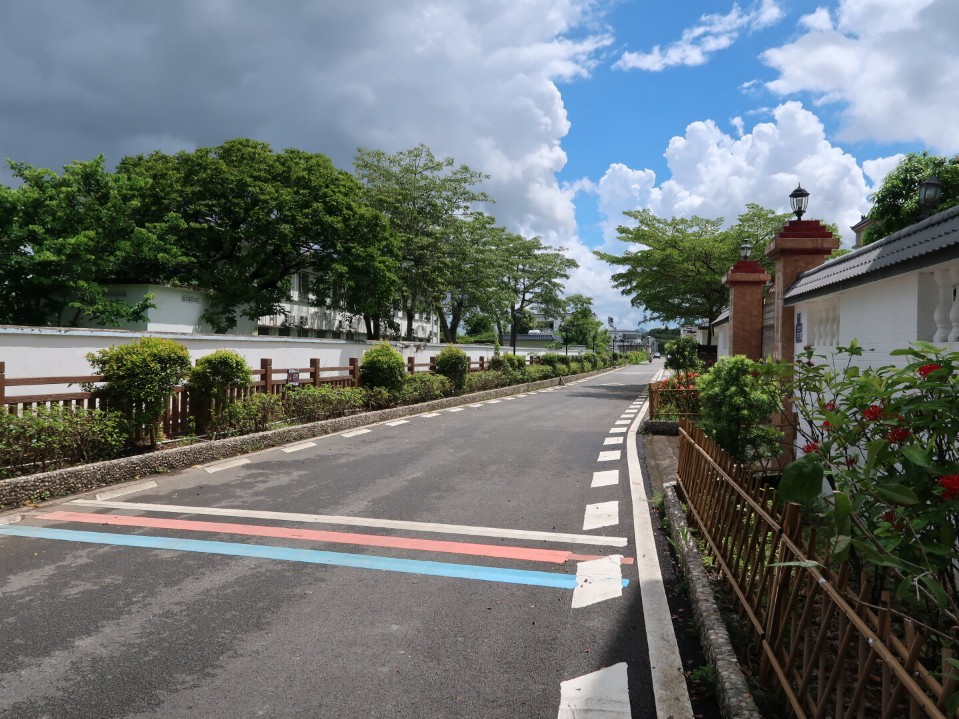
[919,175,944,219]
[789,184,809,220]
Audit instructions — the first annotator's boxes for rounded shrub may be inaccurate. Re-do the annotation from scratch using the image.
[401,374,453,404]
[524,365,553,382]
[464,370,507,393]
[434,346,470,391]
[85,337,192,447]
[188,350,253,401]
[487,354,508,373]
[503,353,526,372]
[664,335,702,373]
[360,342,407,392]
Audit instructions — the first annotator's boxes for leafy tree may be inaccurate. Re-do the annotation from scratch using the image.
[353,144,490,340]
[864,152,959,244]
[556,294,602,351]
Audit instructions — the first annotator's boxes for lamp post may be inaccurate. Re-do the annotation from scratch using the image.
[789,184,809,220]
[919,175,944,219]
[740,240,752,261]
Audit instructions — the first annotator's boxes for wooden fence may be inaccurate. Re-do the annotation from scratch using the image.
[0,355,488,439]
[648,378,700,420]
[677,417,958,718]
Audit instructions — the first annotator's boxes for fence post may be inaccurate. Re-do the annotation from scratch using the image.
[407,356,416,375]
[479,356,485,371]
[260,358,273,394]
[429,355,437,373]
[349,357,361,387]
[310,358,322,387]
[0,361,5,409]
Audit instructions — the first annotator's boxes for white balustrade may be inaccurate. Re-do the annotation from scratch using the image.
[934,268,954,343]
[949,264,959,343]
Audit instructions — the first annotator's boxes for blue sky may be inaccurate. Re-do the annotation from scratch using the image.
[0,0,954,330]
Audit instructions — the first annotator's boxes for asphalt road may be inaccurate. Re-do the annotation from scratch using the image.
[0,362,687,719]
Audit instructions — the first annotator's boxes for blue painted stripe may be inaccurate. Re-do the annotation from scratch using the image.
[0,525,629,589]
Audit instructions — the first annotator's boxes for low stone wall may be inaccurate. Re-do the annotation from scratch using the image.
[663,481,762,719]
[0,367,616,510]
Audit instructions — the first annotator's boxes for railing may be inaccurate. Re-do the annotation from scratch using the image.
[677,418,957,718]
[0,355,489,439]
[648,378,700,420]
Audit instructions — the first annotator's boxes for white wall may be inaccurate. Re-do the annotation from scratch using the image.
[0,326,507,398]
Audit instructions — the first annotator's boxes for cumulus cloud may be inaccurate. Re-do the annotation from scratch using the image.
[762,0,959,152]
[614,0,784,72]
[594,102,874,249]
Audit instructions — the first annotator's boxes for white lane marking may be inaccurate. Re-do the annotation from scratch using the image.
[468,404,484,408]
[571,555,624,608]
[282,442,316,453]
[603,436,624,446]
[484,399,501,404]
[421,413,440,418]
[597,450,621,462]
[341,428,371,437]
[626,399,695,719]
[591,470,619,488]
[601,382,624,386]
[447,408,465,413]
[621,411,637,416]
[96,480,158,500]
[609,427,627,434]
[0,514,22,525]
[614,420,631,426]
[70,500,629,547]
[516,393,528,397]
[385,420,409,427]
[204,458,250,473]
[557,663,631,719]
[503,397,516,400]
[583,501,619,530]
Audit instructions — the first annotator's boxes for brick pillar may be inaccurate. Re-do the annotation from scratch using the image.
[764,220,840,364]
[723,260,771,360]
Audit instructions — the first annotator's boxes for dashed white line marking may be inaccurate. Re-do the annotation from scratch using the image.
[603,436,624,446]
[502,397,516,400]
[557,663,631,719]
[341,428,371,437]
[421,412,440,418]
[609,427,627,434]
[468,404,484,408]
[484,399,501,404]
[96,480,158,500]
[204,458,250,473]
[282,442,316,453]
[598,450,622,462]
[583,501,619,530]
[447,408,465,413]
[516,394,529,397]
[614,420,631,426]
[70,500,629,547]
[385,420,409,427]
[571,555,624,608]
[591,470,619,488]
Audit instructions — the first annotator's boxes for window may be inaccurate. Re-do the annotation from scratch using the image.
[257,326,270,336]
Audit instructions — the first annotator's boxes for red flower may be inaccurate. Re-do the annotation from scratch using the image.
[940,475,959,501]
[886,426,911,443]
[863,404,885,421]
[803,344,813,351]
[821,421,833,431]
[802,442,820,454]
[845,456,857,467]
[918,363,942,378]
[823,401,837,412]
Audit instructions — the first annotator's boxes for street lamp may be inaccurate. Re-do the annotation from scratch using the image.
[740,240,752,261]
[789,184,809,220]
[919,175,944,219]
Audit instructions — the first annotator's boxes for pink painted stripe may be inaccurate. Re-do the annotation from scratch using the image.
[38,511,629,565]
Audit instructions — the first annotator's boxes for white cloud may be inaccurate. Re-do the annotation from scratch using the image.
[614,1,784,72]
[763,0,959,152]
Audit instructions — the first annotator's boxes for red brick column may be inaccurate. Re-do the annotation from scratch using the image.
[723,260,771,360]
[764,220,840,363]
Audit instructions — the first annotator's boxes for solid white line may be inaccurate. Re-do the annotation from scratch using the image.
[385,420,409,427]
[609,427,627,434]
[204,458,250,473]
[96,480,158,500]
[341,428,371,437]
[583,501,619,530]
[557,663,631,719]
[282,442,316,453]
[626,398,694,719]
[603,436,624,446]
[591,470,619,488]
[598,450,621,462]
[571,555,623,608]
[68,499,629,547]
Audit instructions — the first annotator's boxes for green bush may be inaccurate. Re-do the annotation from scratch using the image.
[284,384,366,421]
[664,336,701,372]
[503,354,526,372]
[487,354,508,373]
[524,365,553,382]
[360,342,407,392]
[464,370,508,393]
[569,360,584,374]
[188,350,253,432]
[539,353,561,369]
[401,374,453,404]
[85,337,192,447]
[365,387,396,410]
[581,352,597,370]
[0,406,125,478]
[697,355,783,463]
[435,346,470,390]
[209,392,285,437]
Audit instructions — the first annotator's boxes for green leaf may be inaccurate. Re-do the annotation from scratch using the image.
[874,484,919,505]
[831,535,851,558]
[779,454,824,501]
[920,574,949,608]
[767,560,821,568]
[851,540,906,569]
[900,445,933,468]
[832,491,851,535]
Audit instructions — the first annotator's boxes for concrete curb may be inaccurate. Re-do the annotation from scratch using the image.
[0,367,616,511]
[663,480,763,719]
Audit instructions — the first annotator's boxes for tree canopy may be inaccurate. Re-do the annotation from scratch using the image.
[863,152,959,244]
[556,294,603,350]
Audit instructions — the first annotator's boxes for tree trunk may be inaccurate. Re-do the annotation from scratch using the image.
[438,310,452,344]
[364,314,373,339]
[509,306,518,354]
[373,314,381,340]
[447,303,463,342]
[494,316,504,346]
[405,307,415,341]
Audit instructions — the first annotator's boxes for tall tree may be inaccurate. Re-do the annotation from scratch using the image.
[353,144,491,340]
[864,152,959,244]
[556,294,603,353]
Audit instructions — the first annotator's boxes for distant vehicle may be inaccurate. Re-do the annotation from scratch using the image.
[654,352,661,359]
